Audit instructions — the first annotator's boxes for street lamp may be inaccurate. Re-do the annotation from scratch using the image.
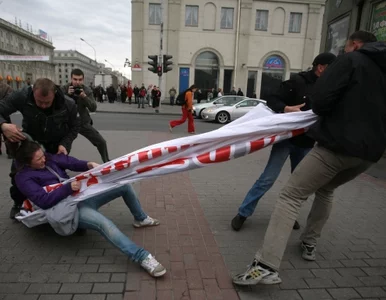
[105,59,115,70]
[80,38,96,62]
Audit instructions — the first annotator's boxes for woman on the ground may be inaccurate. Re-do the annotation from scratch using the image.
[14,140,166,278]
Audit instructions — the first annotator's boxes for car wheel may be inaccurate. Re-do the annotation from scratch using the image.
[216,111,230,124]
[199,109,205,119]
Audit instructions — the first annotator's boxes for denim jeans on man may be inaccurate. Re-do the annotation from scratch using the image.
[138,97,145,108]
[78,184,149,262]
[238,139,311,218]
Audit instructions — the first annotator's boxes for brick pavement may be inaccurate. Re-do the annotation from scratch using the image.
[1,130,386,300]
[123,132,238,300]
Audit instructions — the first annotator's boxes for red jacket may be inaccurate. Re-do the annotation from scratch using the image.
[127,86,133,98]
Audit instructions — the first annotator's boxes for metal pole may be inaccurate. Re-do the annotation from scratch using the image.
[158,0,164,109]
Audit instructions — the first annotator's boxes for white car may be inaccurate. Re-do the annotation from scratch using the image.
[201,98,267,124]
[192,95,247,119]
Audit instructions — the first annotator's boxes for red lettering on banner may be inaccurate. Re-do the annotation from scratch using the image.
[114,160,127,171]
[291,128,305,137]
[151,148,163,159]
[165,146,177,153]
[46,183,63,193]
[250,136,275,153]
[196,146,231,164]
[138,151,149,163]
[76,174,88,181]
[136,158,187,174]
[87,176,98,187]
[101,166,112,175]
[181,144,190,150]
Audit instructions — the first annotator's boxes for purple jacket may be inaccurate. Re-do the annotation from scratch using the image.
[15,153,89,209]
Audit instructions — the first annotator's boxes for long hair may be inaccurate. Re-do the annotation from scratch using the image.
[12,140,42,173]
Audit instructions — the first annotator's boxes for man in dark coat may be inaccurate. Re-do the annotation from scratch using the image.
[231,52,336,232]
[232,31,386,287]
[0,78,80,218]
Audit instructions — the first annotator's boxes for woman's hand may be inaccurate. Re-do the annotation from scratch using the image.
[87,162,100,169]
[71,181,81,192]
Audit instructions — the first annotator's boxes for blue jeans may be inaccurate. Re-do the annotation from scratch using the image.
[78,184,149,262]
[238,140,312,218]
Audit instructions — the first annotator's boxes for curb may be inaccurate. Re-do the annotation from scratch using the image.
[96,110,181,116]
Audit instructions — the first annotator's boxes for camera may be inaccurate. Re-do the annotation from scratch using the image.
[74,86,83,96]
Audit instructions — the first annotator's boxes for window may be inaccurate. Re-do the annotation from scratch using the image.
[65,75,68,78]
[59,75,62,78]
[59,68,61,72]
[256,10,269,31]
[221,8,234,29]
[289,12,302,33]
[71,63,74,67]
[59,80,62,84]
[185,5,199,27]
[149,3,161,25]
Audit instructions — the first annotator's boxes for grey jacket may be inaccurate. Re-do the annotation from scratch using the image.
[62,83,97,125]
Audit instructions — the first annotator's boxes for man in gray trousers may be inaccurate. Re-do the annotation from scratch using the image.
[63,69,110,163]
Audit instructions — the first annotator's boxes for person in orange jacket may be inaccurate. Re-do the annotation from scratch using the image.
[169,85,197,134]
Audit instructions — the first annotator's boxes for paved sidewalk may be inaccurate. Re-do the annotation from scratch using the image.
[95,102,182,116]
[1,130,386,300]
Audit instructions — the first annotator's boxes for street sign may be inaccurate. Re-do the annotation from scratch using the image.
[132,63,142,72]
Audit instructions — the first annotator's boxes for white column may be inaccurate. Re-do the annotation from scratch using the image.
[256,68,263,98]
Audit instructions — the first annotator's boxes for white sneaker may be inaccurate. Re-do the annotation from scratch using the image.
[260,271,282,285]
[140,254,166,277]
[133,216,160,228]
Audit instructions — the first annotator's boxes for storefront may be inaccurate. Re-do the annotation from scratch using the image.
[321,0,386,53]
[370,1,386,41]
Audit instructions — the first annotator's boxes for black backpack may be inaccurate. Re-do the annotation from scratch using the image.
[175,91,187,106]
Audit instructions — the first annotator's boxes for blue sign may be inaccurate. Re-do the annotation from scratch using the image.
[264,56,285,69]
[179,68,190,93]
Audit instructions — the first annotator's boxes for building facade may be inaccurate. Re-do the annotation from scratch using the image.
[320,0,385,55]
[131,0,325,98]
[53,50,100,86]
[0,18,55,90]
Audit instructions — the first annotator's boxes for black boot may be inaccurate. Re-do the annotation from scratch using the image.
[9,204,21,219]
[231,214,247,231]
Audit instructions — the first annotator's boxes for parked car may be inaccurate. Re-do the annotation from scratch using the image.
[192,95,247,119]
[201,98,267,124]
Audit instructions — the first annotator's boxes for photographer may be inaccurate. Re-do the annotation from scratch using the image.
[62,69,110,163]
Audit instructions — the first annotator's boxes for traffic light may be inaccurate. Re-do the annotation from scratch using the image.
[148,55,158,73]
[163,55,173,73]
[157,65,162,77]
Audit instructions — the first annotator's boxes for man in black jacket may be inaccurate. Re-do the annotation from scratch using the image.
[232,31,385,286]
[63,69,110,163]
[231,52,336,232]
[0,78,80,218]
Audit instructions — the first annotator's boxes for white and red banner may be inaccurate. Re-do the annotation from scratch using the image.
[17,105,318,226]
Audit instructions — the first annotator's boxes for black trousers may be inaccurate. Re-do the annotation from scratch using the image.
[80,123,110,163]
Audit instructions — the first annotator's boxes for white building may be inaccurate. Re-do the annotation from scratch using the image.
[0,18,55,90]
[53,50,99,86]
[131,0,325,98]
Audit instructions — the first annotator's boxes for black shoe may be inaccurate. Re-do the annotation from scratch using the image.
[293,220,300,230]
[9,205,21,219]
[231,214,247,231]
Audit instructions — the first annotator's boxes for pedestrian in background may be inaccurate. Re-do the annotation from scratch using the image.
[237,88,244,96]
[147,84,153,107]
[217,88,223,97]
[152,86,161,113]
[127,85,133,104]
[138,84,146,109]
[169,87,176,106]
[134,84,140,104]
[169,85,197,134]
